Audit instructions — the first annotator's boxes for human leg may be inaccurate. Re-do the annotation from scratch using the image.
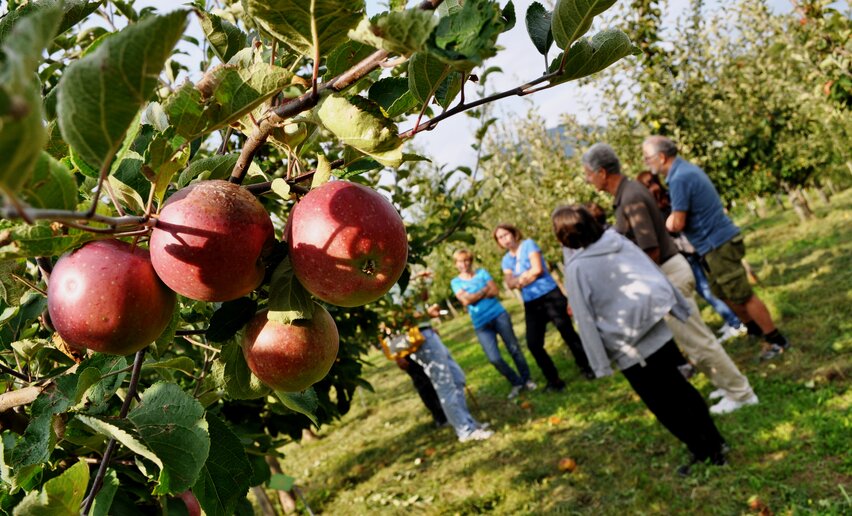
[409,330,478,439]
[524,300,564,388]
[475,318,523,386]
[661,255,755,402]
[404,357,446,425]
[492,311,531,383]
[541,288,593,377]
[621,341,727,462]
[686,254,743,329]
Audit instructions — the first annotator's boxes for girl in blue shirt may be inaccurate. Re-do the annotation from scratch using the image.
[451,249,534,399]
[494,223,593,390]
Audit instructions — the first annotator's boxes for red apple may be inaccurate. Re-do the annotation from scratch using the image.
[179,490,201,516]
[242,306,339,392]
[150,180,275,302]
[47,239,176,355]
[287,181,408,307]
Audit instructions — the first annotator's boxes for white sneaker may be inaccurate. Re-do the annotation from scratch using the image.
[507,385,523,399]
[709,388,727,400]
[710,394,759,415]
[718,324,747,343]
[459,428,493,442]
[524,380,538,391]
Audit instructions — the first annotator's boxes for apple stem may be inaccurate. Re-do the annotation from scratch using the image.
[80,348,147,515]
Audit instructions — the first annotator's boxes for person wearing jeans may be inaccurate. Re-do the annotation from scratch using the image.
[494,224,594,390]
[451,249,534,399]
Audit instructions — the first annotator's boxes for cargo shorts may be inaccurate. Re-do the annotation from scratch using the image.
[702,234,753,305]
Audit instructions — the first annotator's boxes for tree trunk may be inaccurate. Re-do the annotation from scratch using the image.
[444,298,459,318]
[817,185,831,205]
[786,187,813,222]
[773,192,785,210]
[265,456,298,514]
[826,178,838,194]
[755,197,768,218]
[251,486,277,516]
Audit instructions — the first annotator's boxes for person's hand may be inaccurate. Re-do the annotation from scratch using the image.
[566,305,573,317]
[426,304,441,318]
[395,357,409,370]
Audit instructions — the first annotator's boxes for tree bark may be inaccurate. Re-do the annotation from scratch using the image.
[265,456,297,514]
[755,197,768,218]
[786,186,813,222]
[773,192,785,210]
[444,299,459,317]
[251,486,276,516]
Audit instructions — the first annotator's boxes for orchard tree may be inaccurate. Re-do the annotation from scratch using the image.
[0,0,638,513]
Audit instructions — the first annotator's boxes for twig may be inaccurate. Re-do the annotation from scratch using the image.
[293,485,315,516]
[0,363,31,384]
[310,0,320,98]
[80,349,146,515]
[1,206,152,227]
[175,329,207,336]
[217,127,233,155]
[182,336,220,354]
[85,152,119,218]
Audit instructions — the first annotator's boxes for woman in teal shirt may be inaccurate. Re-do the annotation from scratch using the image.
[451,249,534,399]
[494,223,593,391]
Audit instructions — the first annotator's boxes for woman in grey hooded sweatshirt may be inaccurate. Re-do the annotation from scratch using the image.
[552,205,728,476]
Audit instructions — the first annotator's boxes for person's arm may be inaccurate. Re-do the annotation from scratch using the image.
[645,246,661,264]
[623,200,663,264]
[666,211,687,233]
[455,288,486,307]
[503,269,520,289]
[518,250,544,287]
[565,265,612,378]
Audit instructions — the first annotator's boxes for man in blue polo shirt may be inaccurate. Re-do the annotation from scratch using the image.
[642,135,791,360]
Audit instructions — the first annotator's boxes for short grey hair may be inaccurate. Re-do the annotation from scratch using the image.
[644,135,678,158]
[581,143,621,176]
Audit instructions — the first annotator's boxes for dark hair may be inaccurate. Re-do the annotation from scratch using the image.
[635,170,671,211]
[583,202,608,227]
[551,205,604,249]
[492,223,522,244]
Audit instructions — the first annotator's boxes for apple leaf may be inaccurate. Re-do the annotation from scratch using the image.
[0,1,100,45]
[56,10,188,169]
[324,40,377,79]
[408,52,450,105]
[426,0,505,66]
[268,258,314,324]
[77,382,210,495]
[207,298,258,343]
[163,62,291,141]
[75,354,130,415]
[209,339,271,400]
[311,154,332,189]
[198,11,247,63]
[0,220,97,260]
[347,9,438,55]
[0,259,27,306]
[267,473,295,491]
[90,469,119,516]
[435,71,463,109]
[369,77,418,118]
[141,357,197,378]
[9,415,54,470]
[108,151,149,214]
[12,459,88,516]
[246,0,365,57]
[177,153,263,188]
[270,178,291,199]
[0,5,62,195]
[525,2,553,56]
[548,29,640,86]
[17,153,77,211]
[317,95,401,155]
[551,0,617,50]
[502,0,517,32]
[192,414,252,516]
[275,389,319,426]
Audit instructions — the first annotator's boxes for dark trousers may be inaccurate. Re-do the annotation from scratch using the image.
[404,357,446,425]
[621,340,726,461]
[524,287,592,385]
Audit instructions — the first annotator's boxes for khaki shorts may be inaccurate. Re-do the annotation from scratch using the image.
[703,235,753,305]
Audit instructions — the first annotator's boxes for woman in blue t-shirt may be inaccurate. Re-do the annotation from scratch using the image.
[451,249,534,399]
[493,223,593,390]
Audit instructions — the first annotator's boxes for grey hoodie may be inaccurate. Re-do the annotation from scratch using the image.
[565,230,691,377]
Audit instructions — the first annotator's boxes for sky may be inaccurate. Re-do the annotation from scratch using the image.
[65,0,848,169]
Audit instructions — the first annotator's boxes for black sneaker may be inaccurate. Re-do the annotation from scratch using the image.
[759,341,790,360]
[543,381,566,393]
[678,363,697,380]
[677,451,728,477]
[582,370,596,380]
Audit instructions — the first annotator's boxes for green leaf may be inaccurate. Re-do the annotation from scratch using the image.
[324,40,376,78]
[268,258,314,324]
[56,10,188,169]
[502,1,517,32]
[347,9,438,55]
[192,414,252,516]
[548,29,640,86]
[75,354,129,415]
[163,62,291,140]
[0,259,27,306]
[90,469,119,516]
[198,11,247,63]
[246,0,366,57]
[275,389,319,426]
[0,1,100,46]
[270,178,291,199]
[210,339,271,400]
[427,0,505,66]
[177,153,256,188]
[369,77,418,118]
[435,71,463,109]
[525,2,553,56]
[10,415,54,469]
[12,459,88,516]
[311,154,332,189]
[77,382,210,495]
[267,473,295,491]
[551,0,617,50]
[408,52,450,104]
[0,220,97,260]
[18,153,78,210]
[0,6,62,195]
[142,357,197,377]
[316,95,401,155]
[207,298,258,343]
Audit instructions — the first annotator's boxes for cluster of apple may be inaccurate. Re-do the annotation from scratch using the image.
[46,179,408,391]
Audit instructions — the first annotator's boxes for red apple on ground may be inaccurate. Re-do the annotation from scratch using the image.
[150,180,275,302]
[287,181,408,307]
[242,305,339,392]
[47,239,176,355]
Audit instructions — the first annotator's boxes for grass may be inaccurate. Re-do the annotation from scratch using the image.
[279,188,852,515]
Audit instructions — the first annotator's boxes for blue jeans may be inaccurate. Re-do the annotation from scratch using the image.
[686,254,742,328]
[409,328,481,439]
[474,312,530,387]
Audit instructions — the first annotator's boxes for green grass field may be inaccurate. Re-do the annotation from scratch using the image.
[279,189,852,515]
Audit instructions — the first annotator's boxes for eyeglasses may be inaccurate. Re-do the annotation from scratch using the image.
[643,153,659,164]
